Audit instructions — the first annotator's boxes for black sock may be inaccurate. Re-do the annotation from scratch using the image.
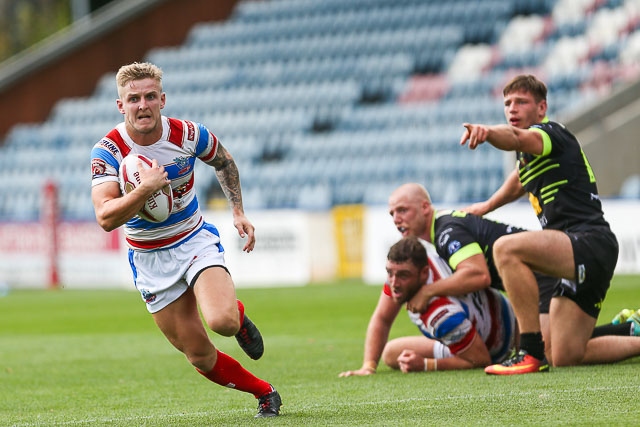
[591,323,633,338]
[520,332,545,360]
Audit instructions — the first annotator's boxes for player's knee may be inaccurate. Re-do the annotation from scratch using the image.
[493,236,518,269]
[551,347,584,367]
[206,313,241,337]
[381,345,401,369]
[492,237,508,263]
[552,355,582,367]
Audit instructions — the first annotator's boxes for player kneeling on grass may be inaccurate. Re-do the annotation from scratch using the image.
[339,236,517,375]
[90,62,281,418]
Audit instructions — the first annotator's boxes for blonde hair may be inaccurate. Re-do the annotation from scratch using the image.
[116,62,163,91]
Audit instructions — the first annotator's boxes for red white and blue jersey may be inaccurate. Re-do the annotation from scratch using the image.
[90,116,218,251]
[383,242,516,363]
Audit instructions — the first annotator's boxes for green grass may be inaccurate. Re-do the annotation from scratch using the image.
[1,276,639,426]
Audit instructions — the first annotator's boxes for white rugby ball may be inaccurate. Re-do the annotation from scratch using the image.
[118,154,173,223]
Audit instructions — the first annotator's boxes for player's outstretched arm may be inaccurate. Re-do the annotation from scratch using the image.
[339,292,401,377]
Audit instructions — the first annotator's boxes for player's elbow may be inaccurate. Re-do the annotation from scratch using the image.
[97,219,117,233]
[95,214,118,232]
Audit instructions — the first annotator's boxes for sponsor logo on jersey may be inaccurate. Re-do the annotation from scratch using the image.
[448,240,461,255]
[438,228,452,247]
[174,156,190,175]
[98,139,120,156]
[539,215,548,227]
[174,181,190,199]
[578,264,586,284]
[186,121,196,141]
[91,158,107,177]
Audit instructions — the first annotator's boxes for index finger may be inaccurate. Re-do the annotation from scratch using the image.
[459,123,472,145]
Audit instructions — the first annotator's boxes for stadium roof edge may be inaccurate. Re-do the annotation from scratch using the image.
[0,0,168,93]
[563,77,640,134]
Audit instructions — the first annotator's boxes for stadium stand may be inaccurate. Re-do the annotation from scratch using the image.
[0,0,639,221]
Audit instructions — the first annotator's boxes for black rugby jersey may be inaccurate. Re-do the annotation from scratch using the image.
[520,118,610,232]
[430,209,526,291]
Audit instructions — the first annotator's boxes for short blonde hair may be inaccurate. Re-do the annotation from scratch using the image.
[116,62,163,91]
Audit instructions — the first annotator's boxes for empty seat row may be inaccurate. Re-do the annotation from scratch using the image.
[1,0,639,223]
[190,1,511,47]
[149,25,464,69]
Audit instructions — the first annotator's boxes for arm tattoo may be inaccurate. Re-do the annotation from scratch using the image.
[208,143,244,211]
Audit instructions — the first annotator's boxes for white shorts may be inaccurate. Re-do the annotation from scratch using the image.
[432,341,453,359]
[128,223,227,313]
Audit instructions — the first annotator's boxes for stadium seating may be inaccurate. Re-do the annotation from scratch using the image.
[1,0,639,220]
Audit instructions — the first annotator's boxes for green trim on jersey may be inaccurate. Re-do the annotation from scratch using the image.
[431,209,469,242]
[431,209,454,243]
[431,209,482,270]
[541,180,568,204]
[519,157,560,186]
[580,148,597,183]
[449,242,483,270]
[530,126,552,157]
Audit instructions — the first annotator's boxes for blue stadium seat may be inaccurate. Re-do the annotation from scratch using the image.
[620,175,640,199]
[1,0,638,219]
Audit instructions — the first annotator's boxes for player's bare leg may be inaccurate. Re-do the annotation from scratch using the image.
[194,266,264,360]
[486,230,574,374]
[153,272,280,417]
[152,288,216,371]
[549,297,596,366]
[193,266,241,337]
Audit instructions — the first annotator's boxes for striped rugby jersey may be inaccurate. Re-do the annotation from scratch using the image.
[383,241,515,363]
[91,116,218,251]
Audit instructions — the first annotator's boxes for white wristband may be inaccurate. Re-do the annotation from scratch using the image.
[424,358,438,372]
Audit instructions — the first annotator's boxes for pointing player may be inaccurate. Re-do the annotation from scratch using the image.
[460,74,635,374]
[90,62,281,417]
[339,235,517,376]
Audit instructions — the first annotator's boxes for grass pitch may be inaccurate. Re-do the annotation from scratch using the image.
[1,276,639,426]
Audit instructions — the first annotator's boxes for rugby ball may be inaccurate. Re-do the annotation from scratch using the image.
[118,154,173,223]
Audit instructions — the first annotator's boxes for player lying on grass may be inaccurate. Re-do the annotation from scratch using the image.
[340,235,517,374]
[340,234,640,376]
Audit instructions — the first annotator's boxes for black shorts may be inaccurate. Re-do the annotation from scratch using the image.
[535,273,555,314]
[553,228,619,318]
